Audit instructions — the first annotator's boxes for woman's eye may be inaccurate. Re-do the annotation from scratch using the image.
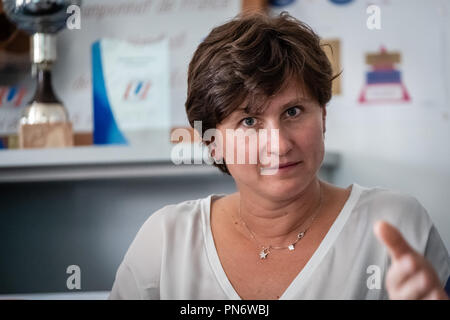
[285,106,302,117]
[241,117,256,127]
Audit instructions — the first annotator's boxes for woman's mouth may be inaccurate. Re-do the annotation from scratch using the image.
[260,161,303,174]
[278,161,302,169]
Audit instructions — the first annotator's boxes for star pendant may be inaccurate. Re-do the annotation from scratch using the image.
[259,248,269,259]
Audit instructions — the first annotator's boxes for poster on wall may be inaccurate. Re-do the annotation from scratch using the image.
[321,38,342,96]
[92,38,170,145]
[358,47,411,104]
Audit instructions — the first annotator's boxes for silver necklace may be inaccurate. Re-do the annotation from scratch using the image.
[239,183,323,260]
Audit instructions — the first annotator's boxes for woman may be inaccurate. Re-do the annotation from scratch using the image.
[109,12,449,300]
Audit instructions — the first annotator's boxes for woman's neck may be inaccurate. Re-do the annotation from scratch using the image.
[235,179,326,247]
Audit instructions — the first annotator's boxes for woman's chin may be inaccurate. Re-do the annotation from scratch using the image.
[259,178,307,199]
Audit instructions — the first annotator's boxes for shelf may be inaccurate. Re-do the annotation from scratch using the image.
[0,144,187,167]
[0,143,340,183]
[0,291,110,300]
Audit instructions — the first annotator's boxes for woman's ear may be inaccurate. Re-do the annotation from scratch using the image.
[204,129,224,163]
[205,137,222,162]
[207,141,216,159]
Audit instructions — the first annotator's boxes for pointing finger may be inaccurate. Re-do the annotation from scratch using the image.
[374,220,415,261]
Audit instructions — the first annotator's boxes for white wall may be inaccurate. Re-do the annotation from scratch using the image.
[271,0,450,250]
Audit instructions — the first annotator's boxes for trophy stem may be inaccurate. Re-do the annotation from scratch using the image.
[31,33,57,64]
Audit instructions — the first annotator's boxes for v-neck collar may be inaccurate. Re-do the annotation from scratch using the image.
[202,183,365,300]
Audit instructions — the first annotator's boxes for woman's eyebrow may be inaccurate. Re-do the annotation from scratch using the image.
[233,97,312,118]
[234,105,258,116]
[281,98,312,108]
[234,105,254,115]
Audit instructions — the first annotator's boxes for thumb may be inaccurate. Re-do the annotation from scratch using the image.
[374,220,415,261]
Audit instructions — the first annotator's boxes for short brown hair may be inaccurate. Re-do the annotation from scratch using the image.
[185,12,337,175]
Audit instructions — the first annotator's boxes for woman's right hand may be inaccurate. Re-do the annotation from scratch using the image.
[374,220,448,300]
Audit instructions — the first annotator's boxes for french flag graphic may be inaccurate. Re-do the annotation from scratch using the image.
[0,86,27,108]
[123,80,151,101]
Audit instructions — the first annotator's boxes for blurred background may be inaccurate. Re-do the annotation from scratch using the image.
[0,0,448,298]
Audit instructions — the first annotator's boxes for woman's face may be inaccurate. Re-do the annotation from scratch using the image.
[214,80,327,200]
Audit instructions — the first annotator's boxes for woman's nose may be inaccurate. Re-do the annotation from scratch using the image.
[264,124,293,156]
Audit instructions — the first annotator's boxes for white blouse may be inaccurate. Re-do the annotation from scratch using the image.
[109,183,450,299]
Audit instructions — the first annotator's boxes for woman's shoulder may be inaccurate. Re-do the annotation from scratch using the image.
[118,194,223,285]
[140,194,224,232]
[355,183,431,223]
[111,195,221,299]
[351,183,434,250]
[131,193,227,245]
